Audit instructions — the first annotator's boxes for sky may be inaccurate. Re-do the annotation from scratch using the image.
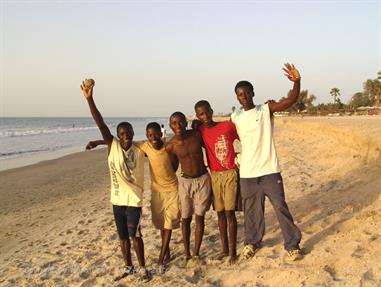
[1,0,380,117]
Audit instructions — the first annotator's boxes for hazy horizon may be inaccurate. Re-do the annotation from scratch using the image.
[1,1,380,117]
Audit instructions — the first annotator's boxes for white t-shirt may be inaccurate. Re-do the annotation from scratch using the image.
[108,138,144,206]
[231,104,280,178]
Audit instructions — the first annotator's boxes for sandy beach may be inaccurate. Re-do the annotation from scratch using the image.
[1,116,380,287]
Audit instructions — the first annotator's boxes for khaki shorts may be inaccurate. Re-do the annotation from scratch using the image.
[178,173,212,218]
[211,169,237,212]
[151,191,180,230]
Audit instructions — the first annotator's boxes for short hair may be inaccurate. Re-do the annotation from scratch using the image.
[235,81,254,94]
[170,111,186,122]
[194,100,211,111]
[146,122,161,132]
[116,121,133,133]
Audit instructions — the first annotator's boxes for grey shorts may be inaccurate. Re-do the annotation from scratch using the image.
[178,173,212,218]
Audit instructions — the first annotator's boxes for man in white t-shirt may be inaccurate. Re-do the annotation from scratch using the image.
[231,63,303,261]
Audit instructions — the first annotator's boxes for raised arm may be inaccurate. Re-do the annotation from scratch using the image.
[85,139,107,150]
[268,63,301,113]
[80,80,113,146]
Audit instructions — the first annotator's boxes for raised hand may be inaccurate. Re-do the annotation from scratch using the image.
[80,79,95,99]
[282,63,300,82]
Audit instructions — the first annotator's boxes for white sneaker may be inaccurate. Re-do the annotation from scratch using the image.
[285,249,303,261]
[241,244,257,260]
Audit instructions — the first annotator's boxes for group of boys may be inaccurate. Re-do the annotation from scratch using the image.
[80,63,303,282]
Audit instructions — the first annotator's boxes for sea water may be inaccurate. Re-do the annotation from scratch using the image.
[0,117,169,171]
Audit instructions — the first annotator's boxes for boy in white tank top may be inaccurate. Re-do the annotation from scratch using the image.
[80,80,150,282]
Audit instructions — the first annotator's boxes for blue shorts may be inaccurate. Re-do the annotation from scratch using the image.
[112,205,142,240]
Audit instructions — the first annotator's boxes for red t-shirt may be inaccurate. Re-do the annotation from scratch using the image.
[198,121,239,172]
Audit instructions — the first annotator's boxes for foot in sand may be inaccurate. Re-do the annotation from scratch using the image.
[240,244,258,260]
[185,256,201,268]
[113,265,134,282]
[285,249,303,262]
[137,266,151,282]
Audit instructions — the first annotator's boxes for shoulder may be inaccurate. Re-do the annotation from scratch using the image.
[189,129,201,140]
[110,137,119,148]
[165,140,174,153]
[231,110,243,121]
[137,141,149,153]
[257,103,270,112]
[222,120,237,131]
[133,140,146,150]
[132,143,145,156]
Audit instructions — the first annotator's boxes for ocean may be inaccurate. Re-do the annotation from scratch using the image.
[0,117,169,171]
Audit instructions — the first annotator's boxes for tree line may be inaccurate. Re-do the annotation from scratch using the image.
[278,71,381,114]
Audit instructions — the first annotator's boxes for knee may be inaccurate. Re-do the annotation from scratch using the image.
[225,211,236,222]
[182,217,192,225]
[217,211,226,220]
[195,215,205,224]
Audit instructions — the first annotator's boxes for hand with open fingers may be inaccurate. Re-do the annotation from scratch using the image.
[282,63,300,82]
[80,79,95,99]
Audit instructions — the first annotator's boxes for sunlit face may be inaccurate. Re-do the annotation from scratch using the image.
[169,115,187,137]
[195,105,213,126]
[117,125,134,151]
[146,127,163,149]
[236,86,254,110]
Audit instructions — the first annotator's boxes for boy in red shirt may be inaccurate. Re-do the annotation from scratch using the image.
[194,100,240,264]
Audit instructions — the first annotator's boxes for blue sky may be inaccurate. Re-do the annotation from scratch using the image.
[1,1,380,117]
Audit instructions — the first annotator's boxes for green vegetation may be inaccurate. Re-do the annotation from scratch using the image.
[277,71,381,115]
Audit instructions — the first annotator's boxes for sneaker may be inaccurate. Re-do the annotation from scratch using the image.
[137,267,151,282]
[241,244,257,260]
[286,249,303,261]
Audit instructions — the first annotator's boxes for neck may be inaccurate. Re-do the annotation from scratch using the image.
[152,141,164,150]
[243,103,255,111]
[204,120,217,128]
[175,130,187,140]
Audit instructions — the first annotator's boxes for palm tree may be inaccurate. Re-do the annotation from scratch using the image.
[363,79,381,107]
[330,88,340,103]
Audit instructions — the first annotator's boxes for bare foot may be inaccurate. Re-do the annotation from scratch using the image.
[229,254,237,265]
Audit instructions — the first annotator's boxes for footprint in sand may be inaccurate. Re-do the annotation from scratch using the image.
[323,265,340,281]
[351,245,367,258]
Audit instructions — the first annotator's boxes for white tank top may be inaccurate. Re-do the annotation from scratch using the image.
[231,103,280,178]
[108,138,144,206]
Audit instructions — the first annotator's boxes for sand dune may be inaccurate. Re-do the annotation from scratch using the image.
[1,116,380,287]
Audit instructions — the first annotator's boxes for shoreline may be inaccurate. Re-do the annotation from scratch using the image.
[2,115,380,173]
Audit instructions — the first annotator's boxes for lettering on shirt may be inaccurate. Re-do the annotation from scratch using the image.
[110,161,119,196]
[214,134,229,168]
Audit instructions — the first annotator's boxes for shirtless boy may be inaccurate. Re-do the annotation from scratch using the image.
[165,112,212,267]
